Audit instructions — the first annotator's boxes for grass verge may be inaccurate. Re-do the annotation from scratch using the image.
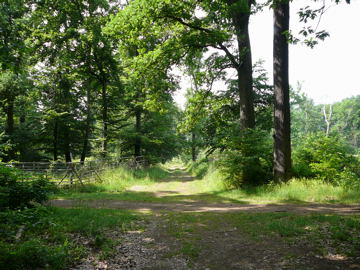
[0,206,139,270]
[189,165,360,204]
[53,165,169,199]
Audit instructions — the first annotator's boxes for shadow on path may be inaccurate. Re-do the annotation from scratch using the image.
[50,199,360,215]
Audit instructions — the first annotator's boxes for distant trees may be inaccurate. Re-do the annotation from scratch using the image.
[0,0,184,163]
[291,92,360,153]
[0,0,356,185]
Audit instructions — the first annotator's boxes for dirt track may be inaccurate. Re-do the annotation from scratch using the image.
[52,170,360,269]
[50,199,360,215]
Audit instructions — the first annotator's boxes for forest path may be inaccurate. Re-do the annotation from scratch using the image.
[51,168,360,215]
[50,199,360,215]
[127,167,198,198]
[56,168,360,270]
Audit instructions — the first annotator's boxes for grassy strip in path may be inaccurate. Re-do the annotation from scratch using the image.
[0,207,140,270]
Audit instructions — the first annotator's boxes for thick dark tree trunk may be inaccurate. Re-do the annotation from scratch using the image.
[227,0,258,185]
[4,101,14,138]
[64,124,72,163]
[53,119,58,161]
[80,88,92,164]
[101,82,108,158]
[273,0,291,182]
[228,0,255,129]
[236,16,255,129]
[80,127,90,163]
[134,109,141,158]
[3,99,15,161]
[191,131,197,162]
[19,108,26,161]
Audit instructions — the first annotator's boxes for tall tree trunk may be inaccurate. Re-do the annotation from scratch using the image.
[236,16,255,129]
[80,87,92,163]
[19,107,26,161]
[191,131,197,162]
[64,124,72,163]
[101,82,108,158]
[53,119,59,161]
[228,0,255,129]
[4,101,14,138]
[227,0,257,185]
[273,0,291,182]
[80,125,90,163]
[3,98,15,161]
[134,109,141,158]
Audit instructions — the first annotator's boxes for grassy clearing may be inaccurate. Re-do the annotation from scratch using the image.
[0,206,140,270]
[53,162,360,204]
[163,212,360,260]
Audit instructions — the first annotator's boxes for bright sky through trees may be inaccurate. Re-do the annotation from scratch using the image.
[175,0,360,108]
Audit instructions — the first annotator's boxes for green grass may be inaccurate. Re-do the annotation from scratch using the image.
[187,165,360,204]
[54,165,169,199]
[53,163,360,204]
[163,212,360,258]
[0,207,140,270]
[203,178,360,204]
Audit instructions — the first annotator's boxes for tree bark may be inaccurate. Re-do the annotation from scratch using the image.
[101,82,108,158]
[134,108,142,158]
[227,0,257,185]
[3,98,15,161]
[64,124,72,163]
[53,119,58,161]
[236,16,255,129]
[273,0,291,182]
[81,87,92,163]
[228,0,255,129]
[18,105,26,161]
[191,131,197,162]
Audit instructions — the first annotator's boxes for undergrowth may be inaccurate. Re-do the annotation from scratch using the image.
[0,206,139,270]
[58,165,169,194]
[188,160,360,204]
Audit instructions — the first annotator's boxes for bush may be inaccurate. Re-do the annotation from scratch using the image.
[0,207,84,270]
[0,166,55,210]
[293,133,360,184]
[0,239,75,270]
[187,156,210,178]
[218,128,273,187]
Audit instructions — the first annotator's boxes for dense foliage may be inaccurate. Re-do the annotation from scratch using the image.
[0,0,357,184]
[0,166,55,210]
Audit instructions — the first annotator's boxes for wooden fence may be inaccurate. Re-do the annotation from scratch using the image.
[0,156,146,186]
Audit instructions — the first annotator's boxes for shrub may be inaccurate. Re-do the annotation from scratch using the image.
[188,156,210,178]
[293,133,360,184]
[0,239,73,270]
[0,166,55,210]
[218,128,273,187]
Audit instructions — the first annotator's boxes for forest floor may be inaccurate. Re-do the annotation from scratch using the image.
[51,168,360,270]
